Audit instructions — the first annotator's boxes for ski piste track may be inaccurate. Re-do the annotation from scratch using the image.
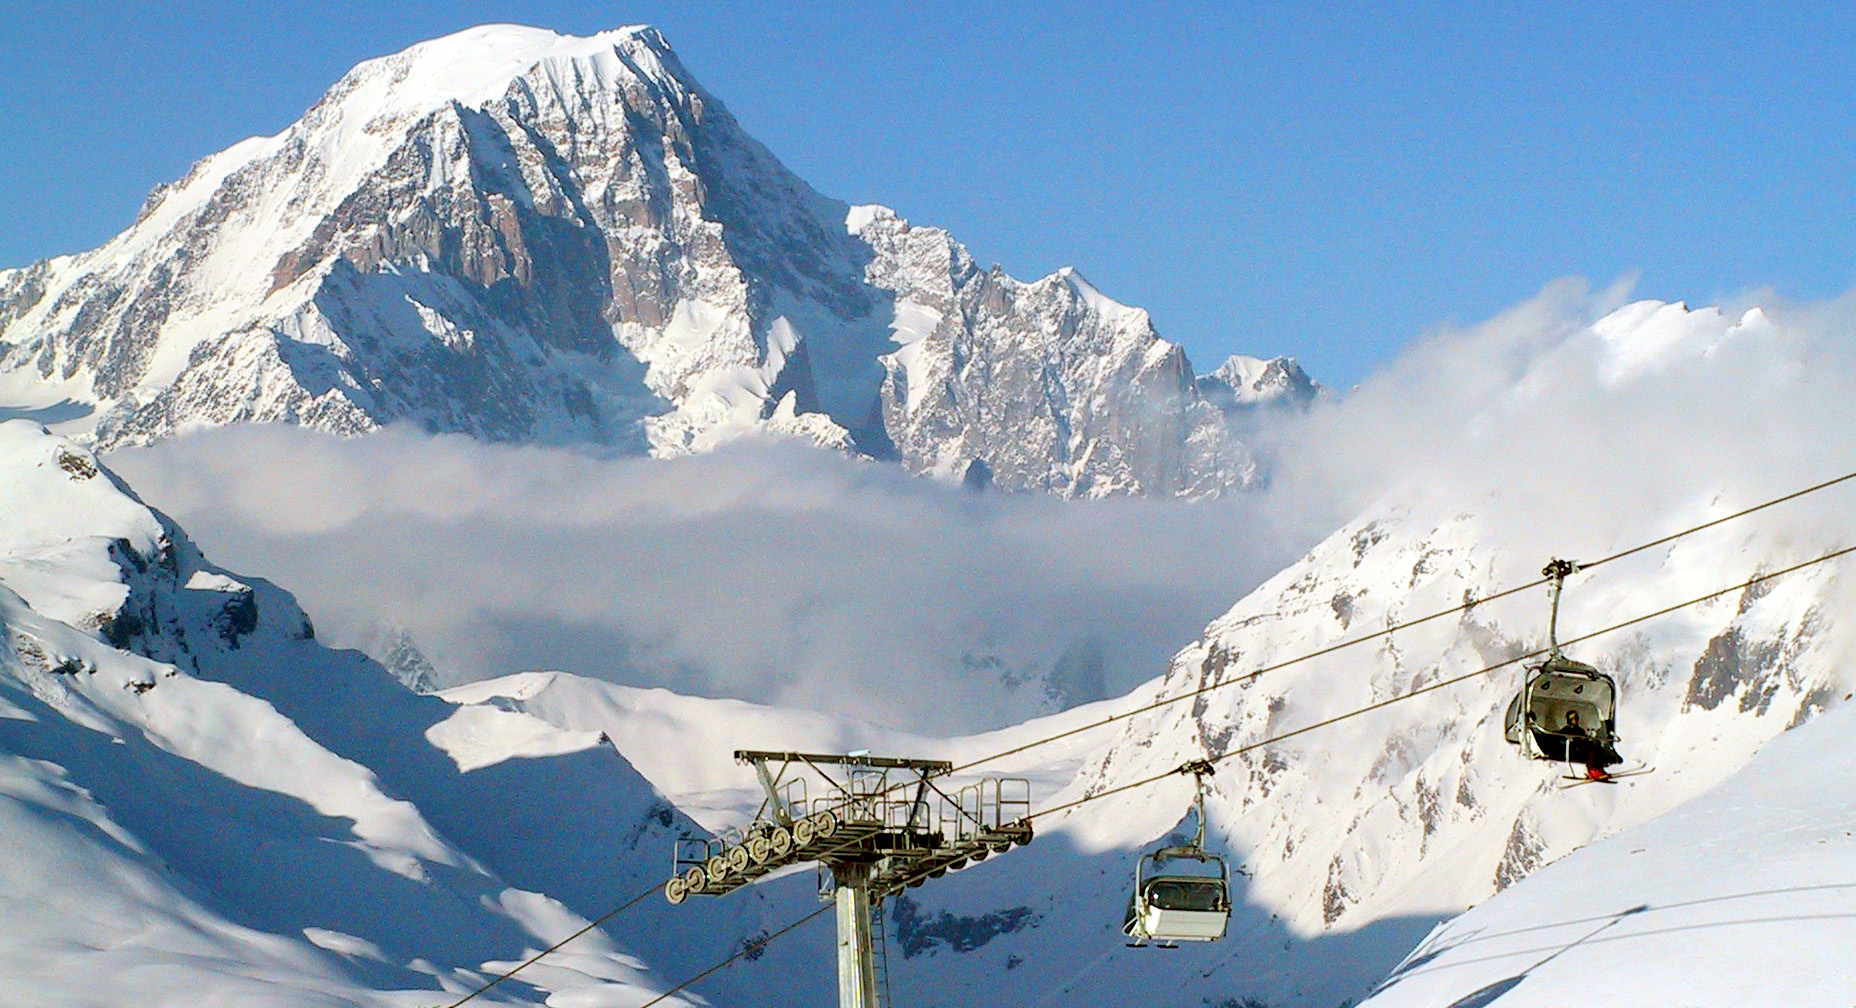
[436,467,1856,1008]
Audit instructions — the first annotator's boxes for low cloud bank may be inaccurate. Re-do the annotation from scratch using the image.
[106,277,1856,732]
[1259,278,1856,576]
[109,428,1309,732]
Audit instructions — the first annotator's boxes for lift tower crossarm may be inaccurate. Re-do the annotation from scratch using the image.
[735,750,954,773]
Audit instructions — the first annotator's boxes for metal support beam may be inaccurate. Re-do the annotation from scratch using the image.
[750,758,794,826]
[833,863,879,1008]
[736,750,953,773]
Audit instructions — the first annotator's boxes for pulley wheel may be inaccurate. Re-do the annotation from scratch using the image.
[748,835,773,864]
[663,877,688,905]
[808,809,839,838]
[726,845,752,873]
[770,826,795,856]
[793,819,816,846]
[706,855,730,885]
[683,866,707,891]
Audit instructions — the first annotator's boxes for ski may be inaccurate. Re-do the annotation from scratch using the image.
[1558,764,1653,788]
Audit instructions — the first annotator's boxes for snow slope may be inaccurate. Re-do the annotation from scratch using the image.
[1359,698,1856,1008]
[0,418,842,1007]
[441,668,1432,1008]
[997,292,1856,1005]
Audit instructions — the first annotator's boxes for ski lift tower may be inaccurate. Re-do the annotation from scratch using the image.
[661,750,1033,1008]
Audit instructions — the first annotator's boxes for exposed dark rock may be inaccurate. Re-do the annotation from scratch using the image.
[891,896,1038,957]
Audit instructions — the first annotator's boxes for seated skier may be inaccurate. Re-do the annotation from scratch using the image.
[1557,710,1621,780]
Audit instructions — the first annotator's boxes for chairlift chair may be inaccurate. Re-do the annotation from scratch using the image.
[1502,559,1623,772]
[1124,760,1231,947]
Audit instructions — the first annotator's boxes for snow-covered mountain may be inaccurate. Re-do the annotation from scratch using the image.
[0,24,1283,496]
[1196,353,1320,416]
[0,418,845,1007]
[442,293,1848,1008]
[438,669,1146,831]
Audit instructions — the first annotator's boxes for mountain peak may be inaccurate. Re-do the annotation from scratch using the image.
[1196,354,1320,413]
[325,23,683,126]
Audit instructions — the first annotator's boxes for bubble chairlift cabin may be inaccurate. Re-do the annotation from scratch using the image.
[1503,559,1622,776]
[1124,760,1231,948]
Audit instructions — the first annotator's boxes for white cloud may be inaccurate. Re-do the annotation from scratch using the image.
[1259,276,1856,584]
[107,430,1310,733]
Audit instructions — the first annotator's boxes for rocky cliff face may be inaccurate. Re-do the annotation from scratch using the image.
[0,24,1278,496]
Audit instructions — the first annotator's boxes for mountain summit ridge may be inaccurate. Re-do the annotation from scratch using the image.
[0,24,1290,496]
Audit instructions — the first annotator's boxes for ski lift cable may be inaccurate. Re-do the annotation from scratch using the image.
[944,467,1856,780]
[629,903,835,1008]
[1581,468,1856,570]
[435,883,665,1008]
[1024,542,1856,825]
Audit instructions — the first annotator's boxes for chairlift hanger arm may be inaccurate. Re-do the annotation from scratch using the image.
[1542,556,1584,657]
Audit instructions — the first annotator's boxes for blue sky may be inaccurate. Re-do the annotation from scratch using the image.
[2,1,1853,385]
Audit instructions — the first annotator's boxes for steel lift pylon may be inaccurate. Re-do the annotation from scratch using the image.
[662,750,1033,1008]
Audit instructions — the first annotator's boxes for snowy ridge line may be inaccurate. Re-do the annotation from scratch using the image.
[941,464,1856,779]
[1029,541,1856,823]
